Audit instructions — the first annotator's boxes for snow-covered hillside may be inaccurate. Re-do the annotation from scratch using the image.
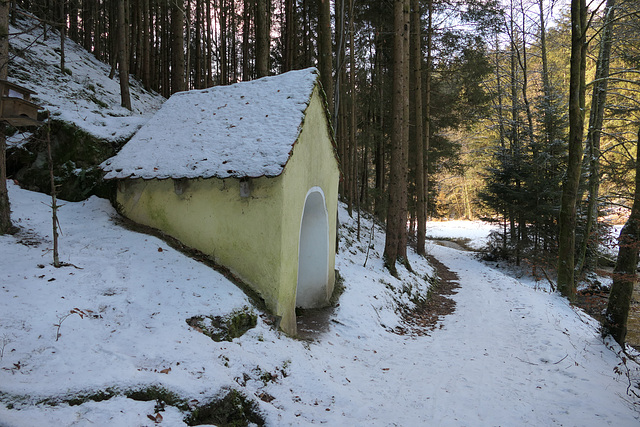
[8,12,164,142]
[0,183,638,426]
[1,10,639,426]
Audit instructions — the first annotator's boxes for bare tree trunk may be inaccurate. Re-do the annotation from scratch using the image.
[59,0,66,72]
[576,0,616,277]
[397,0,410,263]
[255,0,269,77]
[185,0,191,88]
[242,0,251,80]
[194,0,202,88]
[68,0,78,41]
[384,0,410,275]
[82,0,93,52]
[142,0,150,88]
[318,0,333,115]
[412,0,425,255]
[118,0,132,109]
[230,0,238,82]
[171,0,186,93]
[0,0,12,235]
[46,125,61,268]
[424,0,433,227]
[604,127,640,346]
[349,0,357,231]
[206,0,213,86]
[557,0,587,298]
[220,0,228,84]
[283,0,293,72]
[374,36,385,221]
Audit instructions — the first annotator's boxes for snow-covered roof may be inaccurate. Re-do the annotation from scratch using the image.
[101,68,321,180]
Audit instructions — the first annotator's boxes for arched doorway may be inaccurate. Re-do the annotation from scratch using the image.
[296,188,330,308]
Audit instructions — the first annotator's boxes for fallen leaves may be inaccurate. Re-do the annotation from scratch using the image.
[147,413,163,423]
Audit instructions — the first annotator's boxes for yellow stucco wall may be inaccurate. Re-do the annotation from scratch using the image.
[277,86,339,332]
[115,85,339,335]
[116,176,285,310]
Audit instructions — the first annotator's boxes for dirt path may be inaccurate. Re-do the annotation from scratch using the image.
[394,254,461,336]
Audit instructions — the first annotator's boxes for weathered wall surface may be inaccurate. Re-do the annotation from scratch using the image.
[116,175,285,316]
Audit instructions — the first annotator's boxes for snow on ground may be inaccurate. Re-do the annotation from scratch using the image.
[1,183,639,426]
[426,219,498,250]
[8,13,164,142]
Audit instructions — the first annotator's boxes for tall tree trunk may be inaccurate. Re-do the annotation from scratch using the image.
[220,0,228,84]
[194,0,202,88]
[142,0,150,88]
[604,126,640,346]
[230,0,237,82]
[318,0,333,115]
[335,0,348,204]
[171,0,186,93]
[349,0,357,225]
[557,0,587,298]
[283,0,294,72]
[94,1,102,59]
[334,0,345,132]
[82,0,93,52]
[397,0,410,262]
[185,0,191,88]
[255,0,269,77]
[384,0,410,274]
[242,0,251,80]
[0,0,12,234]
[68,0,78,42]
[46,125,61,267]
[118,0,132,110]
[424,0,432,227]
[207,0,214,86]
[59,0,66,72]
[576,0,616,277]
[374,36,385,221]
[412,0,425,255]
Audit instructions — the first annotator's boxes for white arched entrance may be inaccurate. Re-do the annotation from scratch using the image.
[296,188,330,308]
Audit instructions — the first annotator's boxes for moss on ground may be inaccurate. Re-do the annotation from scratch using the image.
[186,307,257,342]
[3,385,264,426]
[6,119,120,201]
[184,389,265,427]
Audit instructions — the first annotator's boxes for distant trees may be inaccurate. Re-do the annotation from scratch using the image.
[480,0,568,267]
[11,1,638,305]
